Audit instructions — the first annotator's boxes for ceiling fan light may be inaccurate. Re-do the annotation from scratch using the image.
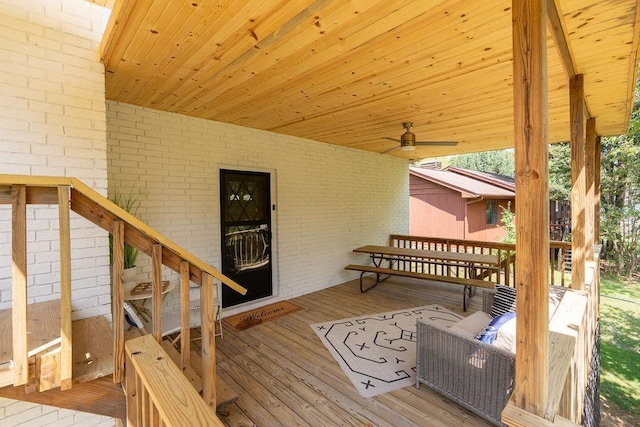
[400,145,415,151]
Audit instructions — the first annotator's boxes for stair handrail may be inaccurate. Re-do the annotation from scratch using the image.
[1,174,247,293]
[125,334,224,426]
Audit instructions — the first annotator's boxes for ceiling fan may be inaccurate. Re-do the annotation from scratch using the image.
[381,122,458,154]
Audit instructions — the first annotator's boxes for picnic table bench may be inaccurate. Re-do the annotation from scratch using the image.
[346,245,499,311]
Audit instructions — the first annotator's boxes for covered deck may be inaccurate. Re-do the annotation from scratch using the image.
[205,276,494,426]
[0,0,637,425]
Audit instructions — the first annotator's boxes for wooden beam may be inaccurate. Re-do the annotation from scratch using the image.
[152,244,163,343]
[585,118,597,261]
[546,0,593,120]
[100,0,136,63]
[11,184,28,386]
[512,0,549,417]
[200,272,216,408]
[594,136,601,241]
[57,186,73,391]
[546,0,575,77]
[0,187,58,205]
[570,74,586,290]
[112,220,125,384]
[180,261,191,372]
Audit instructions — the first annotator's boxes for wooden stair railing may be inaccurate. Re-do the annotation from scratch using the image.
[0,174,247,424]
[125,334,224,426]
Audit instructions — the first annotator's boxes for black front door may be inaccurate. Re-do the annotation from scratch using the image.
[220,169,272,307]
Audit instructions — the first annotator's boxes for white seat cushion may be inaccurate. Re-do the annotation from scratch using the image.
[450,310,493,339]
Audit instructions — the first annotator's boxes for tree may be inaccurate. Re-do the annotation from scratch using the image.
[499,202,516,244]
[543,79,640,275]
[448,150,515,177]
[599,88,640,275]
[548,142,571,201]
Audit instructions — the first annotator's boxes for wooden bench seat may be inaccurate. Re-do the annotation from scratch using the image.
[345,264,495,310]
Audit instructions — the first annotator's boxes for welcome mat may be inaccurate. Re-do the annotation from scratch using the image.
[311,305,462,398]
[224,300,302,331]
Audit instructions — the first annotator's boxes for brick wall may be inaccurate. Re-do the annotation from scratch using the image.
[0,0,112,425]
[0,0,110,317]
[107,101,409,318]
[0,397,114,427]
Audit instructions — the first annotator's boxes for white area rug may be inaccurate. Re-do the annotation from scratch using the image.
[311,305,462,398]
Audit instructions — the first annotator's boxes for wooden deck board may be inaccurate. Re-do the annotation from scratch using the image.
[218,323,365,426]
[210,277,492,427]
[0,277,491,425]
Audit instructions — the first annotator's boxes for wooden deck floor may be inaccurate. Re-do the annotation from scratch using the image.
[198,276,494,427]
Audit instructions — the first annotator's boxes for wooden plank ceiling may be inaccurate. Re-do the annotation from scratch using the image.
[101,0,640,158]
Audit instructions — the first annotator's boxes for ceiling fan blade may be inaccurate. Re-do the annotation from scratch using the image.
[382,137,401,142]
[414,141,458,146]
[380,145,400,154]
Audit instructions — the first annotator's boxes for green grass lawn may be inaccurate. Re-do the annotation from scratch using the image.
[599,274,640,418]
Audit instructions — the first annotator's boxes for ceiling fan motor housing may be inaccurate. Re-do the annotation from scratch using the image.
[381,121,457,153]
[401,131,416,144]
[401,121,416,148]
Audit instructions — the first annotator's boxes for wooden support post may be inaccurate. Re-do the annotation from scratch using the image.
[200,272,216,407]
[180,260,191,372]
[112,220,125,384]
[152,244,163,343]
[570,74,586,290]
[512,0,549,416]
[594,136,601,241]
[585,118,597,261]
[11,184,28,386]
[57,186,73,391]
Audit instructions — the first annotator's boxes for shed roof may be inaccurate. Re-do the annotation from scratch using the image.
[445,166,516,191]
[409,166,516,199]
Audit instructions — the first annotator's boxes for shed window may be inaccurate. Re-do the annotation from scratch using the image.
[486,200,498,225]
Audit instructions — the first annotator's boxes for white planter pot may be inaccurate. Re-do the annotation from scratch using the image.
[123,266,139,295]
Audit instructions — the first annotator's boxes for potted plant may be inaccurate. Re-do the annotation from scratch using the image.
[109,187,140,293]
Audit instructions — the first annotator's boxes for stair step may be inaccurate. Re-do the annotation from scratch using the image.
[0,300,67,389]
[72,316,114,383]
[0,300,60,368]
[161,335,240,417]
[0,300,114,390]
[161,340,203,393]
[187,347,240,417]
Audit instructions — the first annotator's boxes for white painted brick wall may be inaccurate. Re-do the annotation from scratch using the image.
[0,397,114,427]
[107,101,409,318]
[0,0,114,425]
[0,0,110,314]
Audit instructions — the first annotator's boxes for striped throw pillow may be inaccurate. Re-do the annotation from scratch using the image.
[489,284,517,318]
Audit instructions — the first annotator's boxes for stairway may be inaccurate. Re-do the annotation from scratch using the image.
[0,300,242,422]
[0,300,125,418]
[1,175,247,426]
